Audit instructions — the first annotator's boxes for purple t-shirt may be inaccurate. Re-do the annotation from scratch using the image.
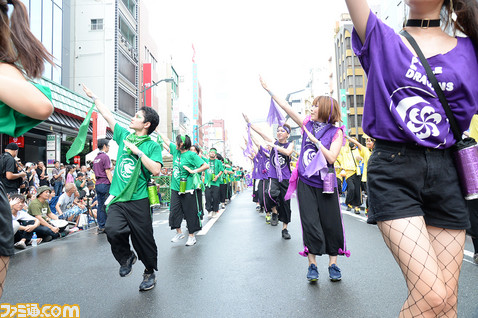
[267,141,291,180]
[92,151,111,185]
[252,153,260,179]
[352,11,478,149]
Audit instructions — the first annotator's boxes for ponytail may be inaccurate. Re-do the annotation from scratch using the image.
[443,0,478,48]
[4,0,54,78]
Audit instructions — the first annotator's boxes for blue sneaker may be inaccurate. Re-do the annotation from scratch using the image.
[307,264,319,282]
[328,264,342,281]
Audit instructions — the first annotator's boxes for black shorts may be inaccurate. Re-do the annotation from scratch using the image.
[367,140,470,230]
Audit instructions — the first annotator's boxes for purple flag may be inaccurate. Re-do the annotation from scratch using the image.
[243,123,254,157]
[267,98,285,126]
[304,147,328,179]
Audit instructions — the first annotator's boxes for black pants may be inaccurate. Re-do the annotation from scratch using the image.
[345,174,362,207]
[297,179,345,256]
[252,179,259,203]
[220,183,227,203]
[336,177,343,195]
[33,224,60,240]
[205,186,220,212]
[106,198,157,271]
[467,199,478,253]
[227,183,232,200]
[14,220,36,243]
[196,189,204,219]
[169,190,202,234]
[266,178,291,223]
[258,179,265,210]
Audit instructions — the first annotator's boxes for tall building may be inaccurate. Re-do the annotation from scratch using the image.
[204,119,226,156]
[334,13,367,141]
[73,0,139,118]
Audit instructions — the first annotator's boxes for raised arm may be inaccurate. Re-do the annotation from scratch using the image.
[157,131,171,153]
[82,84,117,132]
[345,134,365,151]
[242,113,274,143]
[0,64,54,120]
[259,76,304,127]
[345,0,370,45]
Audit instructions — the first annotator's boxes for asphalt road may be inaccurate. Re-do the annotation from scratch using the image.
[3,189,478,318]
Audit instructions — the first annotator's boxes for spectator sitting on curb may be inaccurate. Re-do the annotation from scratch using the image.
[27,186,65,240]
[11,194,49,249]
[74,172,87,193]
[56,183,86,229]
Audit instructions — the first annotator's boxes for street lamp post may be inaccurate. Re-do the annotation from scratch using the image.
[141,77,174,107]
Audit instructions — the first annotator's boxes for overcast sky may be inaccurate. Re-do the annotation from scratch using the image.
[149,0,355,166]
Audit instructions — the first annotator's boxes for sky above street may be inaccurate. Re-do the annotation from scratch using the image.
[148,0,373,166]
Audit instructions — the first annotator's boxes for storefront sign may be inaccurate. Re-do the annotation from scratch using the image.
[47,135,56,151]
[8,136,24,147]
[74,156,81,165]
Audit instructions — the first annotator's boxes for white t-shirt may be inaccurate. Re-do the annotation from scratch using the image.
[13,210,36,222]
[57,193,75,212]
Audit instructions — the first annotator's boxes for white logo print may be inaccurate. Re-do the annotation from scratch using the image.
[391,86,446,146]
[118,156,137,183]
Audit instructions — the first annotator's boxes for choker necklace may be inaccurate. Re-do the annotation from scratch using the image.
[406,19,441,28]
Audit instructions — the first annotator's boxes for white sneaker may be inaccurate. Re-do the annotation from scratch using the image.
[171,233,185,242]
[185,236,196,246]
[212,212,217,218]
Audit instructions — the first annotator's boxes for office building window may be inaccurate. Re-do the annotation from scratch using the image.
[119,16,136,48]
[118,51,136,85]
[91,19,104,30]
[118,87,136,117]
[121,0,136,17]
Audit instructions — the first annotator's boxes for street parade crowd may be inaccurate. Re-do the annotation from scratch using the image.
[1,0,478,317]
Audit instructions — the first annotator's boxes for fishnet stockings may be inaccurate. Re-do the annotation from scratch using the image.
[378,217,465,318]
[0,255,9,299]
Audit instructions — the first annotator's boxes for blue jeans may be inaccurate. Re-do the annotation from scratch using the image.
[95,183,110,229]
[54,181,63,195]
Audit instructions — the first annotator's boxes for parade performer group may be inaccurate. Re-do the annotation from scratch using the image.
[244,76,350,282]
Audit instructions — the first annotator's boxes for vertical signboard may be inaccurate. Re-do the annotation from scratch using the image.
[192,63,198,120]
[143,63,152,107]
[193,124,198,145]
[340,89,348,132]
[46,134,56,167]
[56,134,61,164]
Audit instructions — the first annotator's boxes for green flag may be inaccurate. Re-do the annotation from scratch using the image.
[66,103,95,163]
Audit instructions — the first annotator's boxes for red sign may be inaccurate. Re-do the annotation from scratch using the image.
[9,136,24,148]
[74,156,81,165]
[143,63,152,107]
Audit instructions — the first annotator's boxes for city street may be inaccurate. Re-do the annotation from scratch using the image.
[3,189,478,318]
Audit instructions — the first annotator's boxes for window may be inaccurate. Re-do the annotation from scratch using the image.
[91,19,104,31]
[355,75,363,87]
[118,87,136,117]
[119,16,136,48]
[121,0,136,17]
[345,36,351,50]
[118,51,136,85]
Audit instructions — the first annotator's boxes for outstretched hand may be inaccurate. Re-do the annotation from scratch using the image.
[82,84,95,99]
[259,75,269,91]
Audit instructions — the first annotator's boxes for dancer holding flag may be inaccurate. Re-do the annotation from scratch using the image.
[82,84,163,292]
[242,113,294,239]
[259,76,348,282]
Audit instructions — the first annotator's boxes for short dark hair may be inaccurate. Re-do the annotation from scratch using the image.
[54,160,59,164]
[98,138,109,150]
[216,153,224,161]
[139,107,159,135]
[10,194,25,203]
[175,135,192,150]
[191,144,201,154]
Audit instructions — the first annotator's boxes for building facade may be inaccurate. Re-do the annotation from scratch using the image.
[334,13,367,141]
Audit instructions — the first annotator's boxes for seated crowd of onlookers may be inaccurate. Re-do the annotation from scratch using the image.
[10,179,98,250]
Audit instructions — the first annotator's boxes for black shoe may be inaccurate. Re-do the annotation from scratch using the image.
[43,235,53,243]
[282,229,291,240]
[119,252,137,277]
[97,227,106,234]
[271,213,279,226]
[139,272,156,291]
